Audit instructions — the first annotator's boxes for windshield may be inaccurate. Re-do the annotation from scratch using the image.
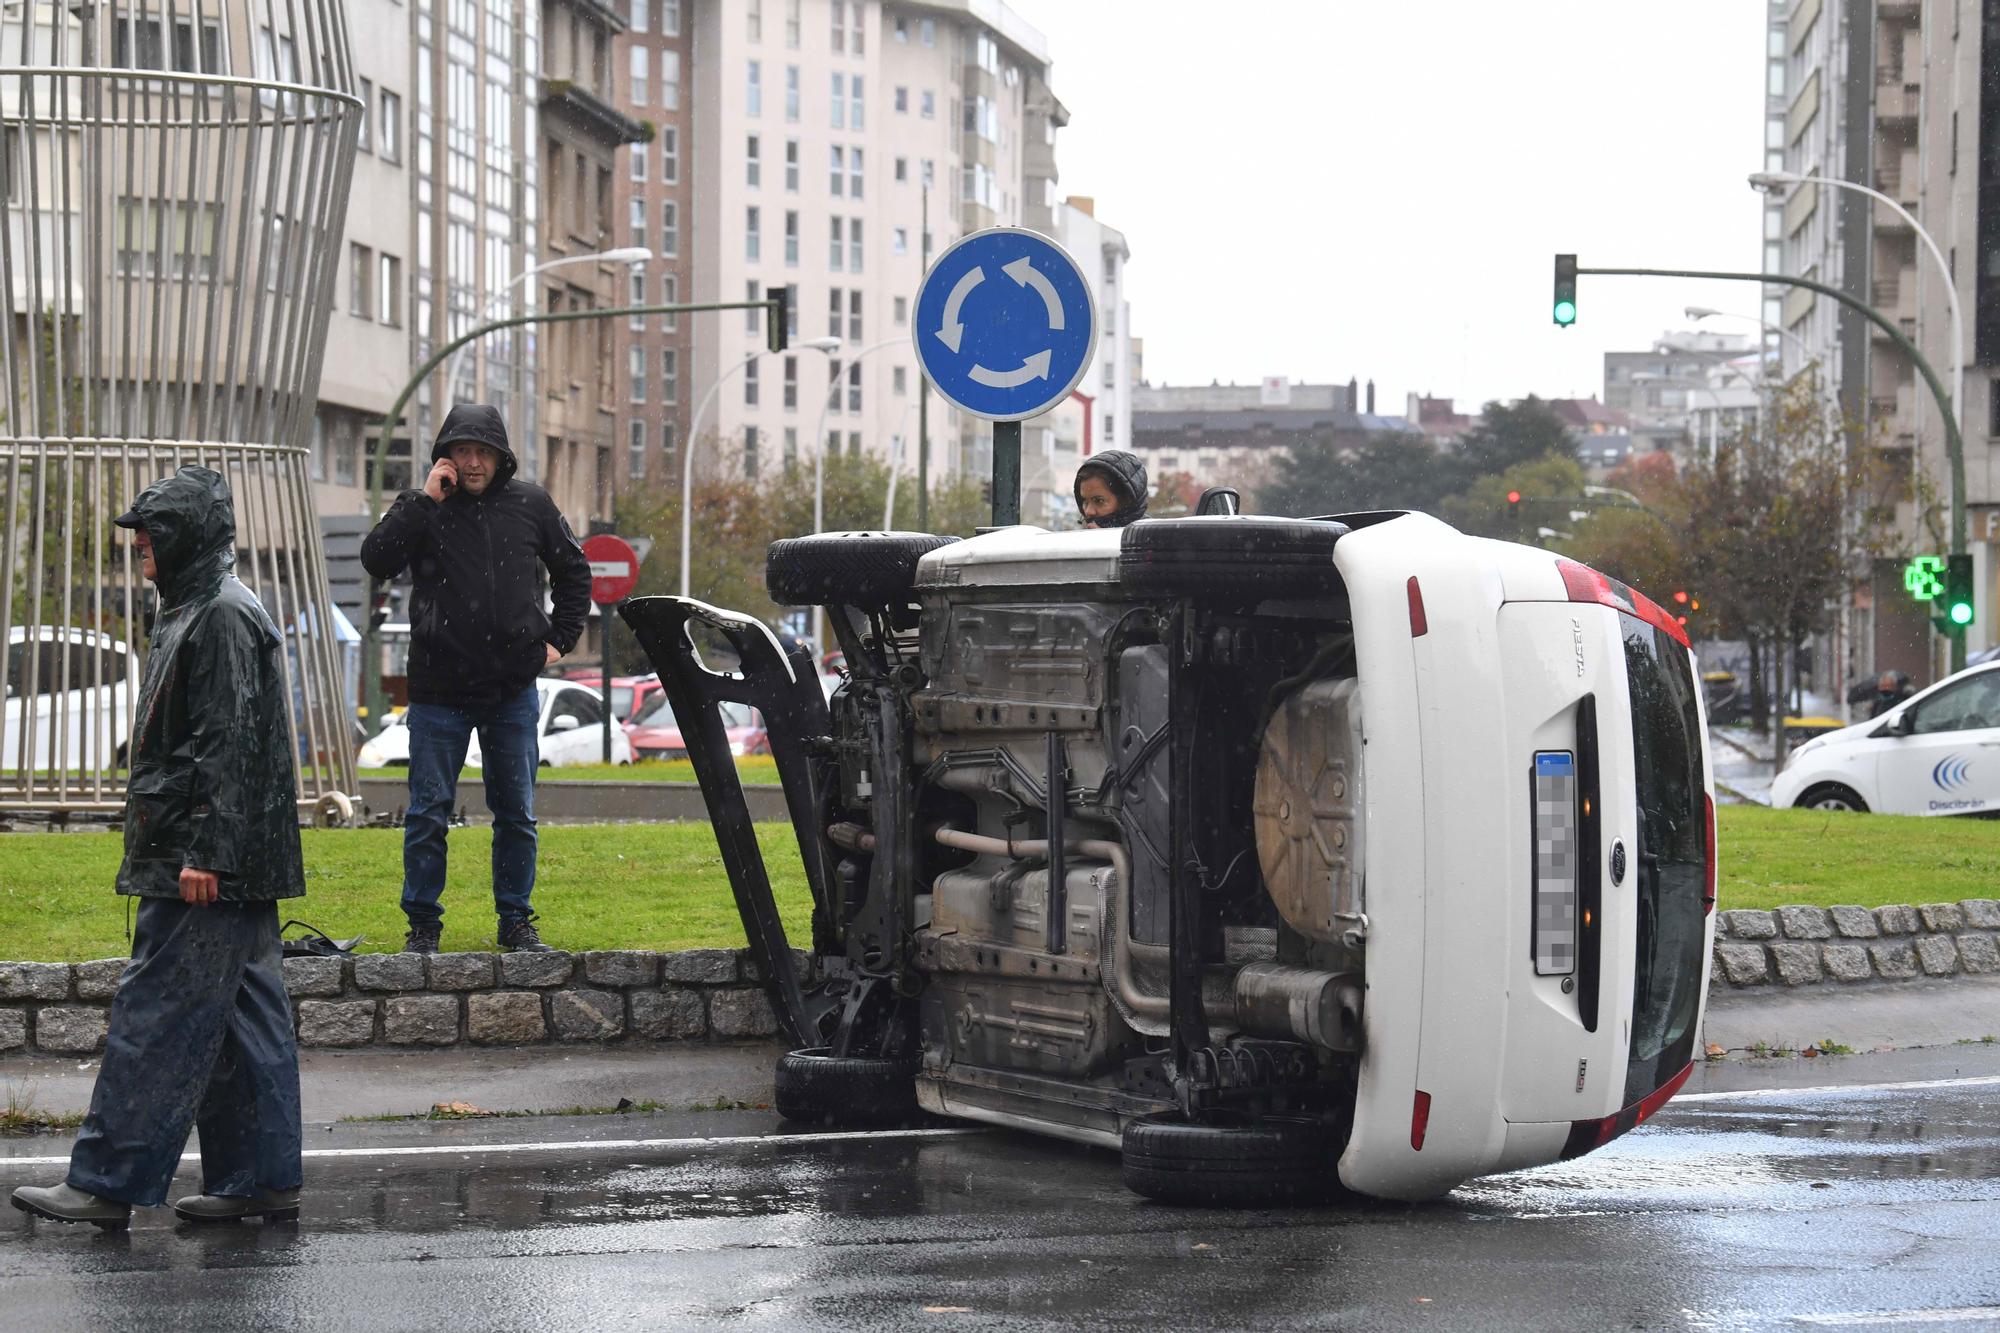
[1621,615,1708,1106]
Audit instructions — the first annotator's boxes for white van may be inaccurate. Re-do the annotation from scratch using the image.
[1772,661,2000,815]
[631,510,1716,1203]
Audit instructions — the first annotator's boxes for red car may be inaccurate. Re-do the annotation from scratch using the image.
[559,673,666,729]
[626,692,768,760]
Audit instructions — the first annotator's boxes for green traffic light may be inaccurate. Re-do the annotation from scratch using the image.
[1553,300,1576,325]
[1951,601,1974,626]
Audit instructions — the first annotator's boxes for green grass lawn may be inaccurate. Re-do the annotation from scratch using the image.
[0,804,1987,962]
[0,823,810,963]
[356,757,782,784]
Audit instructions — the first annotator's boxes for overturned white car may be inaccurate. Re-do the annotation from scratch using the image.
[623,509,1714,1203]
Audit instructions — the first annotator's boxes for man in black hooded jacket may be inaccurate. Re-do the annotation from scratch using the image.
[11,466,306,1230]
[361,404,591,954]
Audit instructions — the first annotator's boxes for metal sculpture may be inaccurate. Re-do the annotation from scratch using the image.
[1,0,361,820]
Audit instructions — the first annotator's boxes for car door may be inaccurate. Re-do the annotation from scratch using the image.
[544,687,606,766]
[1871,669,2000,815]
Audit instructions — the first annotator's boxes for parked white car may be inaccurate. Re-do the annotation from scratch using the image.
[355,678,632,768]
[4,627,137,773]
[1772,661,2000,815]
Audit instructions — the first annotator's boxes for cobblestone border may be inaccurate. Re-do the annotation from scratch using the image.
[0,948,804,1055]
[4,901,1997,1055]
[1713,899,2000,988]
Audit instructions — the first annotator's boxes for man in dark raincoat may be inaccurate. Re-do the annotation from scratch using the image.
[11,466,306,1230]
[361,404,590,954]
[1073,449,1150,529]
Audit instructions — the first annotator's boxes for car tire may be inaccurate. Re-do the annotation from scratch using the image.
[1121,1111,1339,1207]
[1116,516,1346,600]
[765,531,960,608]
[1795,783,1869,813]
[773,1046,921,1126]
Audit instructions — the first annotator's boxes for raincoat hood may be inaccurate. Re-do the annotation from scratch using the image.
[115,465,237,607]
[1074,449,1150,528]
[431,403,519,487]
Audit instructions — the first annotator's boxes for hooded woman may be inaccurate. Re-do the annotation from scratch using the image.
[1073,449,1150,529]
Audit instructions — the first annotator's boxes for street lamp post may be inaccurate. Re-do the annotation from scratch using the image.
[442,246,652,405]
[679,336,842,598]
[809,336,909,654]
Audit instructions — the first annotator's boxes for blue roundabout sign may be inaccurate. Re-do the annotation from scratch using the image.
[911,227,1097,422]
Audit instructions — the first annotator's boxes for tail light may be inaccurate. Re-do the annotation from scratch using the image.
[1559,1061,1693,1159]
[1556,559,1690,650]
[1406,576,1428,638]
[1410,1089,1432,1151]
[1702,792,1717,914]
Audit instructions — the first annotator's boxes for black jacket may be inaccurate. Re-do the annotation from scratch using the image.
[115,467,305,902]
[360,404,592,707]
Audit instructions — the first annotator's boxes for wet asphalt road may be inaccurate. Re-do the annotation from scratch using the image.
[3,1048,1999,1331]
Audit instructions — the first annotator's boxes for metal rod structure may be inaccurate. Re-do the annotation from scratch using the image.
[1580,265,1968,674]
[2,1,362,819]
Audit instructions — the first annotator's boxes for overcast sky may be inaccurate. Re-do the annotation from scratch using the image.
[1004,0,1769,414]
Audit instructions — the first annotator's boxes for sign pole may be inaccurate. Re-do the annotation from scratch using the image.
[601,609,614,765]
[579,532,642,765]
[992,420,1021,526]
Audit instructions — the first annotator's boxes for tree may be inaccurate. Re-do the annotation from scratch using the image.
[1449,396,1574,486]
[1257,432,1455,517]
[1442,453,1590,541]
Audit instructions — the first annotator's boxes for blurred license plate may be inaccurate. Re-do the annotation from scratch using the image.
[1533,751,1577,976]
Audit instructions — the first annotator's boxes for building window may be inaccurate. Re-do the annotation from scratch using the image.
[662,272,678,330]
[894,85,907,114]
[894,15,907,42]
[661,419,677,460]
[920,89,934,119]
[745,358,760,406]
[629,346,647,402]
[661,0,679,35]
[893,226,907,256]
[785,139,800,191]
[746,59,762,116]
[628,419,646,479]
[893,295,907,326]
[662,347,678,403]
[785,65,800,122]
[784,209,799,265]
[920,17,934,45]
[660,127,678,182]
[379,89,401,163]
[747,134,761,187]
[894,156,907,183]
[629,197,645,248]
[827,287,842,338]
[630,46,648,105]
[893,366,906,394]
[830,0,845,51]
[784,356,798,408]
[660,200,678,256]
[746,206,761,262]
[849,75,864,129]
[630,137,647,181]
[747,0,761,41]
[847,361,861,412]
[785,282,800,337]
[848,289,862,341]
[746,279,760,333]
[744,425,760,478]
[848,218,863,273]
[826,361,841,414]
[357,77,373,151]
[831,72,846,129]
[786,0,800,47]
[850,147,863,198]
[629,270,646,329]
[847,430,860,456]
[829,145,844,196]
[630,0,647,31]
[661,51,679,110]
[349,242,372,319]
[830,217,843,271]
[784,426,799,469]
[379,254,401,326]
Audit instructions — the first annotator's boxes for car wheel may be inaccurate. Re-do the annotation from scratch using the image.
[1121,1111,1339,1207]
[773,1046,921,1126]
[1116,516,1346,600]
[765,531,960,607]
[1796,783,1869,813]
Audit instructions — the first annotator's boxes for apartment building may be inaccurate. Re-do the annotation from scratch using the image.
[1603,331,1757,464]
[1129,381,1423,493]
[679,0,1065,496]
[611,0,693,490]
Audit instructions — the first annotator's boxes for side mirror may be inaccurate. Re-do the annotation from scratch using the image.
[551,715,580,732]
[1195,486,1241,517]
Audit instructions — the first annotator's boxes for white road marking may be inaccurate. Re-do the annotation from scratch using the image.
[0,1126,983,1171]
[1674,1074,2000,1103]
[1793,1306,2000,1326]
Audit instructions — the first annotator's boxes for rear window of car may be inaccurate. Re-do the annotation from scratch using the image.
[1621,614,1707,1106]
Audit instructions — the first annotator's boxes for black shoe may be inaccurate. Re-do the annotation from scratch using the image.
[403,923,442,954]
[498,917,552,953]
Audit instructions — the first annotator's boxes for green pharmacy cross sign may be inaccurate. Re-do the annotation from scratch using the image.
[1905,556,1947,602]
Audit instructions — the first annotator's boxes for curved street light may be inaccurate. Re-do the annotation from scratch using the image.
[444,246,653,405]
[679,336,842,598]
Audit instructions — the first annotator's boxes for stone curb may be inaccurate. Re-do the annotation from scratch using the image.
[1713,900,2000,989]
[0,947,810,1055]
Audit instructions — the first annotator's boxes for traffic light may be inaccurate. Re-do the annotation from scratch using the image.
[1553,254,1578,327]
[1940,553,1974,636]
[1507,489,1523,508]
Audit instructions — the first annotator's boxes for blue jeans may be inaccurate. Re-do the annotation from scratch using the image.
[402,684,541,928]
[69,899,301,1207]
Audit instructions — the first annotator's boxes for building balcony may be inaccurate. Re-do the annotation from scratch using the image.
[539,78,647,147]
[1875,82,1920,124]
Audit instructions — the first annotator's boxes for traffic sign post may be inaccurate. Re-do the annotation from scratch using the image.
[912,227,1097,527]
[582,533,641,764]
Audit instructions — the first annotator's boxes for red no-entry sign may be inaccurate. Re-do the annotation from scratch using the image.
[582,533,640,605]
